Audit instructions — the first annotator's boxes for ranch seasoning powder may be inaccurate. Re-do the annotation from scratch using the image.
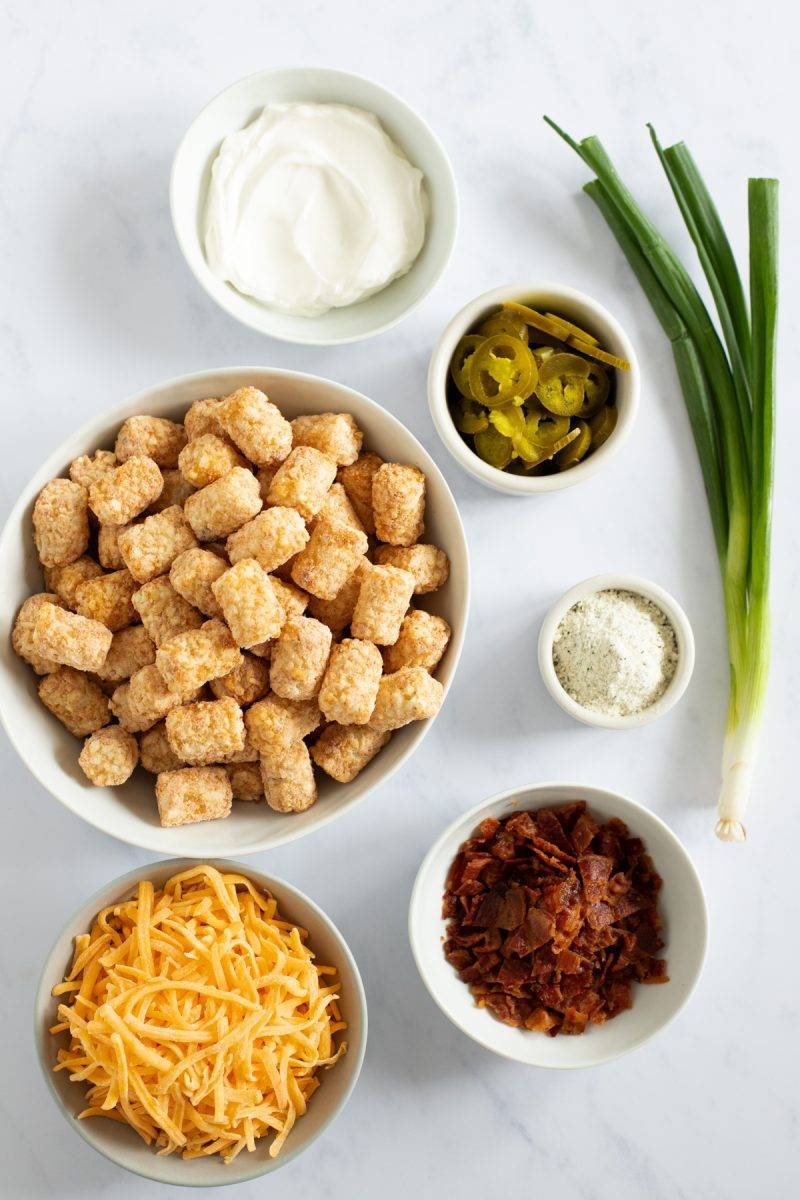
[552,589,678,717]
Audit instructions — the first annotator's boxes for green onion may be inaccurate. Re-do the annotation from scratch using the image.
[545,118,778,841]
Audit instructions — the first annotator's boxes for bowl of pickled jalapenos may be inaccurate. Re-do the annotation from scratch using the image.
[428,284,639,494]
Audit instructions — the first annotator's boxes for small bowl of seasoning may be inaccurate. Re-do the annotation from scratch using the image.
[537,574,695,729]
[428,283,639,495]
[171,67,458,345]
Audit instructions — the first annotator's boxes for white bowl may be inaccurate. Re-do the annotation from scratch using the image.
[428,282,639,494]
[409,782,708,1069]
[35,858,367,1185]
[0,367,469,856]
[170,67,458,345]
[538,573,695,729]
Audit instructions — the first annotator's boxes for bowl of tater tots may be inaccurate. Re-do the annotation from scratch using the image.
[0,368,468,855]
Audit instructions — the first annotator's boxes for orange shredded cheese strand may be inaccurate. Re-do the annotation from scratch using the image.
[51,865,347,1162]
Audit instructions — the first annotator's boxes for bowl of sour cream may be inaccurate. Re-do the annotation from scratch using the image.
[171,67,458,344]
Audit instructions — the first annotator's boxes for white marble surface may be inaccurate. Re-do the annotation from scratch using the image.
[1,1,797,1196]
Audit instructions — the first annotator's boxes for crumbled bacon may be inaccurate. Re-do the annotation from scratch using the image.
[442,803,668,1036]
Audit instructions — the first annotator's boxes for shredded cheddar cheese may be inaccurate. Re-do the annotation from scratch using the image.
[50,865,347,1162]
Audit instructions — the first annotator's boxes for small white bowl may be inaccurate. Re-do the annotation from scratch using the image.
[538,573,695,729]
[0,366,469,857]
[170,67,458,345]
[409,782,708,1069]
[428,282,639,495]
[35,859,367,1185]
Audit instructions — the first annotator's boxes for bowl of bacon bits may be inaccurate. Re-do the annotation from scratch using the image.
[409,783,707,1068]
[0,367,467,857]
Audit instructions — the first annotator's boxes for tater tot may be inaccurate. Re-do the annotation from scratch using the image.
[114,664,202,733]
[184,396,226,441]
[165,696,245,766]
[270,577,309,620]
[351,564,415,646]
[318,639,383,725]
[78,725,139,786]
[338,452,383,534]
[260,741,317,814]
[368,666,444,731]
[177,434,247,488]
[95,624,156,683]
[226,507,309,574]
[269,616,332,701]
[115,415,187,467]
[218,387,292,467]
[32,601,112,672]
[226,761,264,801]
[290,517,368,601]
[372,462,426,547]
[116,505,198,583]
[38,667,111,737]
[169,547,226,618]
[290,412,363,466]
[88,455,163,526]
[209,652,270,705]
[155,766,232,828]
[97,524,128,569]
[75,569,138,632]
[310,723,391,783]
[33,478,89,567]
[131,575,204,645]
[156,618,242,694]
[43,555,104,609]
[138,721,183,773]
[12,593,67,674]
[256,465,279,506]
[306,561,366,633]
[267,447,338,521]
[184,467,262,541]
[69,450,117,490]
[383,609,452,674]
[309,483,365,533]
[373,543,450,594]
[244,694,321,756]
[211,559,284,648]
[147,468,196,515]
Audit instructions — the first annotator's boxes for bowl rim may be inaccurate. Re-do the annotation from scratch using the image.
[169,65,459,346]
[408,781,709,1069]
[34,857,368,1186]
[0,365,470,856]
[427,281,640,494]
[537,573,696,729]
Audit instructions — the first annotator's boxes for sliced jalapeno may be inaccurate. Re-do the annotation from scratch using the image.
[451,398,489,435]
[477,310,530,343]
[535,353,593,416]
[502,301,571,342]
[567,335,631,372]
[525,408,570,449]
[589,404,618,448]
[544,312,599,346]
[474,425,513,469]
[555,420,592,468]
[449,334,484,399]
[468,334,537,408]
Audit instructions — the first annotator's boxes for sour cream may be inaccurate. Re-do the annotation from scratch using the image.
[204,102,427,316]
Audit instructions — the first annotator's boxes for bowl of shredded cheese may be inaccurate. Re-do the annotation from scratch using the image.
[35,861,366,1185]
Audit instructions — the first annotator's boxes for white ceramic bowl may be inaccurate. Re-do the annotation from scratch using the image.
[35,858,367,1185]
[428,282,639,495]
[0,367,469,856]
[170,67,458,345]
[538,573,695,729]
[409,782,708,1069]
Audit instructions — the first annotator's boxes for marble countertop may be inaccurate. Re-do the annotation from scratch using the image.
[1,2,797,1197]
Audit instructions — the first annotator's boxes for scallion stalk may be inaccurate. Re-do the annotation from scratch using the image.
[546,119,778,840]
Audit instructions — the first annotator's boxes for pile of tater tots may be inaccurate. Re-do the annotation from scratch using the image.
[13,387,451,827]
